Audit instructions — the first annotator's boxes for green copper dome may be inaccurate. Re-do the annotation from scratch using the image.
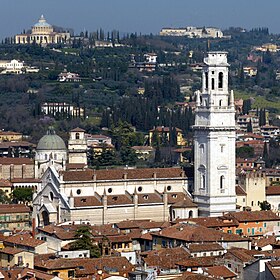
[37,127,66,151]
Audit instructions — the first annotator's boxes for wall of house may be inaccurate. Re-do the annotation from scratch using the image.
[0,164,34,180]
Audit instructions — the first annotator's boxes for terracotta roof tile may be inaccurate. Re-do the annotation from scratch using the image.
[35,256,134,277]
[152,223,249,243]
[184,216,239,228]
[266,185,280,195]
[0,204,31,214]
[0,157,34,165]
[204,265,236,278]
[236,185,246,195]
[141,247,190,269]
[4,232,45,248]
[0,247,24,255]
[62,167,185,181]
[176,256,221,268]
[188,243,224,253]
[174,272,212,280]
[227,210,280,222]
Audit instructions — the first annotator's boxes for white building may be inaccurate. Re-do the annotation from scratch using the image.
[193,52,236,216]
[0,59,39,74]
[160,26,223,38]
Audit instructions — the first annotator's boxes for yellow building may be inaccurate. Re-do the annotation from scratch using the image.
[0,248,34,268]
[149,126,185,146]
[0,204,31,231]
[15,15,71,45]
[0,131,22,142]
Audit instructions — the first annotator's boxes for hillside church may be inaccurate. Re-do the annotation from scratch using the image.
[32,52,236,226]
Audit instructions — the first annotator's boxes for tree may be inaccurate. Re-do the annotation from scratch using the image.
[70,226,101,258]
[12,188,33,203]
[0,190,11,204]
[236,146,254,158]
[259,201,271,211]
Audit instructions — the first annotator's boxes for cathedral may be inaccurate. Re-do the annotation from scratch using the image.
[32,52,236,225]
[15,15,71,45]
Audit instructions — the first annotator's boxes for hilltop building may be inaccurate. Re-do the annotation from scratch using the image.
[160,26,223,38]
[193,52,236,216]
[15,15,70,45]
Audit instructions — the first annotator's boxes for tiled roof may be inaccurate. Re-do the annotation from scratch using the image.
[0,247,24,255]
[74,196,102,207]
[152,223,249,243]
[11,178,41,183]
[62,167,185,181]
[253,235,277,248]
[227,210,280,222]
[188,243,224,253]
[35,256,134,276]
[0,178,12,187]
[116,220,169,230]
[204,265,236,278]
[4,233,45,248]
[141,247,190,269]
[185,216,239,228]
[176,256,221,268]
[70,127,85,132]
[236,185,246,195]
[174,272,212,280]
[266,261,280,279]
[0,204,31,214]
[0,267,54,280]
[0,157,34,165]
[225,248,256,263]
[266,185,280,195]
[0,141,35,149]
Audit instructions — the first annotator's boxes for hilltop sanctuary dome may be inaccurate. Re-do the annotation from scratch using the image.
[35,127,67,178]
[15,15,71,45]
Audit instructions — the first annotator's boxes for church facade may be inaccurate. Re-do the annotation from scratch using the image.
[15,15,71,45]
[193,52,236,216]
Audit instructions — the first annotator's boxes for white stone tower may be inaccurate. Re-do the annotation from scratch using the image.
[193,51,236,217]
[68,127,88,166]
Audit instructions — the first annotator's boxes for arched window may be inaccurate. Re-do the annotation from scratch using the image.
[75,133,80,140]
[199,144,205,154]
[278,203,280,211]
[220,175,225,189]
[211,78,215,90]
[218,72,223,89]
[45,154,48,160]
[205,72,209,89]
[201,174,206,189]
[219,99,222,107]
[54,154,57,160]
[189,210,193,218]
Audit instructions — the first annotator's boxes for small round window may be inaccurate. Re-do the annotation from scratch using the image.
[138,187,143,192]
[108,188,112,193]
[76,189,81,195]
[167,186,172,191]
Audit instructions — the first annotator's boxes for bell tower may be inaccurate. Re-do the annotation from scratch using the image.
[193,51,236,217]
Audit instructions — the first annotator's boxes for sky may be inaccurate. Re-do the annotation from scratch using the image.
[1,0,280,40]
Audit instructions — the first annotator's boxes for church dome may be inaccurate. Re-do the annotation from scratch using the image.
[37,127,66,151]
[34,15,52,28]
